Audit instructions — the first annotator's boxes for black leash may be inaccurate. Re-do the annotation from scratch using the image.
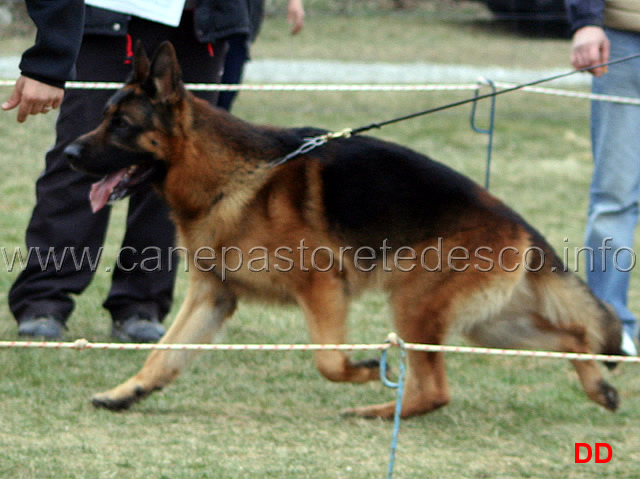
[272,52,640,167]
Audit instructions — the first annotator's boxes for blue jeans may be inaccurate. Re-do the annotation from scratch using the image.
[586,28,640,339]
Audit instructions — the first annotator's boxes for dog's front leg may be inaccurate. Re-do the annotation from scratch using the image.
[296,274,380,384]
[92,273,236,411]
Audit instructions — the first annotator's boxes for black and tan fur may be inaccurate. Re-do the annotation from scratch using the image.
[65,42,622,418]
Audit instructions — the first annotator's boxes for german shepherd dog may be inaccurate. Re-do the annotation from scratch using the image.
[65,42,622,418]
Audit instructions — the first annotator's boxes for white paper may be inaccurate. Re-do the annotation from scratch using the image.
[85,0,187,27]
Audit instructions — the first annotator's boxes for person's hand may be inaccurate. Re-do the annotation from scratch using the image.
[1,75,64,123]
[571,26,610,77]
[288,0,305,35]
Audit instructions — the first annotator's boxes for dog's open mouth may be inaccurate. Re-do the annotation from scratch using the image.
[90,164,155,213]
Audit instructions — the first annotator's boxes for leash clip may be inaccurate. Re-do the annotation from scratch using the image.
[270,128,353,168]
[270,135,327,167]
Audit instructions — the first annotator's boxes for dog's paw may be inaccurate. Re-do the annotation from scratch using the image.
[351,357,384,382]
[340,402,396,420]
[91,385,149,411]
[598,380,619,411]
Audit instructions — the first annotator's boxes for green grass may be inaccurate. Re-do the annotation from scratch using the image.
[254,3,570,68]
[2,6,640,479]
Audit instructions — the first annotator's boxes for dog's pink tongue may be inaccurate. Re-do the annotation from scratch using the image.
[89,171,126,213]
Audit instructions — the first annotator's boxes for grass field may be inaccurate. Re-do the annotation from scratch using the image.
[2,4,640,478]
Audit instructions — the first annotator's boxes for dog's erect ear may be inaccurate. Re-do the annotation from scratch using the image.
[131,40,150,84]
[148,41,185,104]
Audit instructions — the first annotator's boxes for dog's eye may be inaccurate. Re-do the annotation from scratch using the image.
[112,116,132,131]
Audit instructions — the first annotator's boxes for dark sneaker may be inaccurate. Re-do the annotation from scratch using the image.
[112,315,165,343]
[18,315,64,339]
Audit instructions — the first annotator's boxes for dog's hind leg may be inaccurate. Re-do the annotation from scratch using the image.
[343,287,452,419]
[466,313,619,411]
[296,275,381,384]
[92,273,236,411]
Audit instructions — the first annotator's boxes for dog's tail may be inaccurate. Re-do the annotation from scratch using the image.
[530,268,623,366]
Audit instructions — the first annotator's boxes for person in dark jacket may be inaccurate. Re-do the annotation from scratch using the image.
[1,0,84,122]
[9,3,249,342]
[565,0,640,355]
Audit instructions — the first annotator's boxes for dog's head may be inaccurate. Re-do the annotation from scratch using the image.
[65,41,188,213]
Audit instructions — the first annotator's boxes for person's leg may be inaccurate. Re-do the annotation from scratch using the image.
[585,28,640,349]
[104,15,228,341]
[104,182,177,341]
[9,35,132,338]
[217,34,249,111]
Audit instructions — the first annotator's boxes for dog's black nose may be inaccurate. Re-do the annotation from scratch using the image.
[64,142,82,162]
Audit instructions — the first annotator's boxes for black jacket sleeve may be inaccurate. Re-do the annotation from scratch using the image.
[564,0,605,33]
[19,0,85,88]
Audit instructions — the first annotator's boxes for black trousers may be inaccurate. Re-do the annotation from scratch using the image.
[9,14,227,324]
[217,34,249,111]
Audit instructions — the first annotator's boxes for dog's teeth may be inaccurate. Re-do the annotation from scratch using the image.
[122,166,138,182]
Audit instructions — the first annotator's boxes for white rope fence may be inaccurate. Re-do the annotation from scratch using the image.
[0,80,479,91]
[1,79,640,106]
[492,81,640,106]
[2,336,640,364]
